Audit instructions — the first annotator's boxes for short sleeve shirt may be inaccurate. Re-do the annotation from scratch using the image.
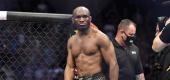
[112,39,143,80]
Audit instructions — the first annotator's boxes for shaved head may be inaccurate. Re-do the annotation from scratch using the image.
[72,6,90,17]
[117,19,136,31]
[72,6,92,31]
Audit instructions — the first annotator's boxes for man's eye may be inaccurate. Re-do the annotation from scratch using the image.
[75,16,81,18]
[82,15,88,18]
[75,15,88,18]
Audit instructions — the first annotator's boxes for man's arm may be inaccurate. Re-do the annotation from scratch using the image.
[135,46,145,80]
[64,39,74,80]
[136,73,145,80]
[98,33,119,80]
[152,32,168,52]
[152,23,170,52]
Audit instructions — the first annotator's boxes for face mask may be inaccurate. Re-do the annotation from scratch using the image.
[124,32,135,46]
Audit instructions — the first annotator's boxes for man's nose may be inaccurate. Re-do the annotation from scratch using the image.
[79,17,85,21]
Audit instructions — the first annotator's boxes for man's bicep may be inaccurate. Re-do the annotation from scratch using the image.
[66,48,74,68]
[65,48,74,80]
[97,33,117,65]
[107,42,117,60]
[100,40,117,64]
[66,39,74,68]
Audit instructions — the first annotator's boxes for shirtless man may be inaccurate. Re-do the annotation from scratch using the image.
[64,6,119,80]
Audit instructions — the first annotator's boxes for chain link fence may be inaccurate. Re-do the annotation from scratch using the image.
[0,20,72,80]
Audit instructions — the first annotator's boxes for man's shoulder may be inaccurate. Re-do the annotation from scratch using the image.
[68,34,77,43]
[93,28,108,38]
[92,29,111,46]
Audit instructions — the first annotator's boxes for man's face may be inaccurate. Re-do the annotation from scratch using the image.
[72,9,91,30]
[122,24,136,46]
[123,24,136,39]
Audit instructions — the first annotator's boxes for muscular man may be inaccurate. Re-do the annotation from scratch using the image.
[64,6,119,80]
[112,19,145,80]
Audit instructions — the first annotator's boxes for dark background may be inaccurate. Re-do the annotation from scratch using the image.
[0,0,170,80]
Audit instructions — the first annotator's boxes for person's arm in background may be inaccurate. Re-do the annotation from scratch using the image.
[99,33,119,80]
[152,32,168,52]
[64,38,74,80]
[152,24,170,52]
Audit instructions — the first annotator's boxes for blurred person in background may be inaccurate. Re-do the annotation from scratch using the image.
[152,16,170,80]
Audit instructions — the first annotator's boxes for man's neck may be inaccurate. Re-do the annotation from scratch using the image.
[77,28,91,36]
[115,36,126,47]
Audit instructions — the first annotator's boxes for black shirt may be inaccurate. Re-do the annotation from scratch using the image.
[158,46,170,80]
[160,23,170,43]
[112,39,143,80]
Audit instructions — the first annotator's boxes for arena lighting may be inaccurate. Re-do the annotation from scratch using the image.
[0,11,7,20]
[0,11,72,22]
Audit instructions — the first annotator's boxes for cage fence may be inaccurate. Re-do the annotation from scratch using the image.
[0,11,72,80]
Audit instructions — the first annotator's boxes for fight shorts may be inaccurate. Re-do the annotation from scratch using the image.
[77,72,106,80]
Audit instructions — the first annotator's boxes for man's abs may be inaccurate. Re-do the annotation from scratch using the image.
[75,54,102,77]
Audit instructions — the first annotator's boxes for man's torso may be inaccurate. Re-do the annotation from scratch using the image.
[112,39,141,80]
[70,28,102,76]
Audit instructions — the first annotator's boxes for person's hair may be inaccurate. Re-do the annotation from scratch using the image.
[72,6,90,17]
[117,19,136,31]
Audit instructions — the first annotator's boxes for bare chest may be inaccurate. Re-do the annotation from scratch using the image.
[71,36,98,57]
